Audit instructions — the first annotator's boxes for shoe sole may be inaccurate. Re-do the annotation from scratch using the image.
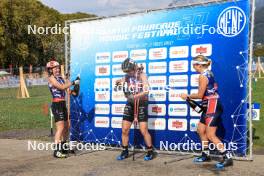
[54,156,67,159]
[193,159,211,163]
[116,156,128,160]
[215,163,233,169]
[144,155,154,161]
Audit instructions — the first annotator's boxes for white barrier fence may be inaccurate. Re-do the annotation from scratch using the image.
[0,76,48,89]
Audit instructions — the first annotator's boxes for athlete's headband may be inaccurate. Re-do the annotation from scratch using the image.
[192,60,210,65]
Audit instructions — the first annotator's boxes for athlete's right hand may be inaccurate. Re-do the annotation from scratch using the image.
[115,79,122,86]
[75,76,80,81]
[114,79,122,91]
[72,79,80,86]
[180,93,188,100]
[72,76,80,85]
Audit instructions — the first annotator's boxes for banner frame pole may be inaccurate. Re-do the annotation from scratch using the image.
[65,21,71,141]
[248,0,256,161]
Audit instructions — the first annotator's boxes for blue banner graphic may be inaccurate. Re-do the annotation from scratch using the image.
[70,0,249,155]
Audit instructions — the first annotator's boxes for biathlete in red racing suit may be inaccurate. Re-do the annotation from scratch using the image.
[180,55,233,169]
[47,60,79,158]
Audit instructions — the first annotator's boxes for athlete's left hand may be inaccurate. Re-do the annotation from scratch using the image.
[180,93,188,100]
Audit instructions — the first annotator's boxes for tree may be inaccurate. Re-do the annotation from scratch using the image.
[0,0,96,69]
[254,44,264,57]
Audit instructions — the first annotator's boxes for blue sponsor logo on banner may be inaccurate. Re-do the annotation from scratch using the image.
[217,6,246,37]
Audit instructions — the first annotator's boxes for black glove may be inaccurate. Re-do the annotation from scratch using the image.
[71,76,80,85]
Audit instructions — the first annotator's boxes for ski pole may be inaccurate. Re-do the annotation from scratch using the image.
[133,97,139,161]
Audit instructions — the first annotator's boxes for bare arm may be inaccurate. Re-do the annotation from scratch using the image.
[48,76,72,90]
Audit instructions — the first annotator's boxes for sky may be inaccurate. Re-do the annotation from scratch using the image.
[40,0,180,16]
[40,0,264,17]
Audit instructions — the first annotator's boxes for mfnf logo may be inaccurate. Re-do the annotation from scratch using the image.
[217,6,246,37]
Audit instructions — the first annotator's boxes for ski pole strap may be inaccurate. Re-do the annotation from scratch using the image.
[134,98,139,119]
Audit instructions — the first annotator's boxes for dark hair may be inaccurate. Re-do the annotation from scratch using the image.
[121,58,136,73]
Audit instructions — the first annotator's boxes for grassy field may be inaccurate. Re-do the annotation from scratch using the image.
[252,78,264,147]
[0,81,263,148]
[0,86,51,131]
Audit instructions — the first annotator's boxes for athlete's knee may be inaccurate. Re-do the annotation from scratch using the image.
[197,126,206,136]
[56,125,65,133]
[206,131,217,141]
[140,128,149,136]
[56,128,64,134]
[122,128,130,136]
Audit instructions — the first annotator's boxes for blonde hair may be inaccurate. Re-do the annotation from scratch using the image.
[193,55,211,67]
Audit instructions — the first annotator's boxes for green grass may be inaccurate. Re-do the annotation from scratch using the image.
[252,78,264,148]
[0,86,51,132]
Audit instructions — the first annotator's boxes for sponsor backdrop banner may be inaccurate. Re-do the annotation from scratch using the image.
[70,0,249,155]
